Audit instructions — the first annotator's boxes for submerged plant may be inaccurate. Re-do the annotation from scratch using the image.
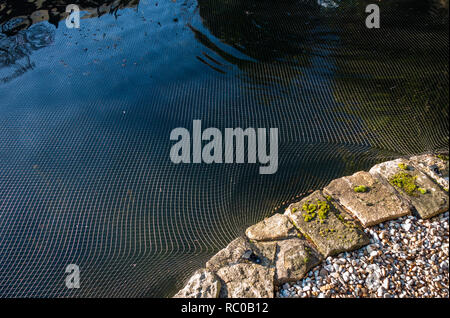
[398,163,409,170]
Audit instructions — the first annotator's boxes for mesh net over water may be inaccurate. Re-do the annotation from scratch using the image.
[0,0,448,297]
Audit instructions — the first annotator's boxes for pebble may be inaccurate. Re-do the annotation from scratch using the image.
[277,212,449,298]
[402,223,412,231]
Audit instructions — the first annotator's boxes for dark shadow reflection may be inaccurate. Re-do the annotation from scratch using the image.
[0,23,55,83]
[193,0,448,70]
[0,0,140,35]
[196,0,321,63]
[0,0,140,83]
[193,0,448,154]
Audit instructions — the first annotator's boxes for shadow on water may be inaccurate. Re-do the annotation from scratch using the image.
[0,0,448,297]
[193,0,448,153]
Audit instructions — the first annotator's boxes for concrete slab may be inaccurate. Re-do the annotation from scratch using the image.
[323,171,412,227]
[285,190,370,257]
[275,238,321,284]
[216,263,275,298]
[369,158,449,219]
[245,213,299,241]
[409,154,449,190]
[206,236,276,272]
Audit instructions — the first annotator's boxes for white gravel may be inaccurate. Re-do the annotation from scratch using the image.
[277,211,449,298]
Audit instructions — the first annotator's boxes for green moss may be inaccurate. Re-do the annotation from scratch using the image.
[437,154,449,161]
[319,228,336,237]
[302,200,329,223]
[317,201,329,222]
[418,188,427,194]
[354,185,368,193]
[303,246,312,264]
[302,231,313,242]
[326,195,332,202]
[291,207,298,213]
[389,171,419,196]
[398,163,409,170]
[304,246,311,255]
[303,256,309,265]
[336,212,357,228]
[302,202,316,222]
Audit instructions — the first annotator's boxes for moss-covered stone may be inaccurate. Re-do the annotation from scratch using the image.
[410,154,449,190]
[370,159,449,219]
[285,190,369,257]
[324,172,412,227]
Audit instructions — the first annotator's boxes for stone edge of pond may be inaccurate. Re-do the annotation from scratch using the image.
[173,153,449,298]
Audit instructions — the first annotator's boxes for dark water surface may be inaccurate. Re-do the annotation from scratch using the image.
[0,0,448,297]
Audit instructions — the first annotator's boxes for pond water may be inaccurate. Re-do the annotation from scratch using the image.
[0,0,448,297]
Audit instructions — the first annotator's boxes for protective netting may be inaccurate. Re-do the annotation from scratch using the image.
[0,0,448,297]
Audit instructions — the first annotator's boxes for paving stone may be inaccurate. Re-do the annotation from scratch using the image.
[409,154,449,190]
[216,263,275,298]
[206,236,276,272]
[275,238,321,284]
[369,158,449,219]
[173,269,221,298]
[323,171,412,227]
[245,213,299,241]
[284,190,370,257]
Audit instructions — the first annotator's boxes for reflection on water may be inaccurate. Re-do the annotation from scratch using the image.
[1,0,139,83]
[0,23,55,83]
[0,0,448,297]
[0,0,140,35]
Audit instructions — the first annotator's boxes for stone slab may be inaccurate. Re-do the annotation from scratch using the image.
[216,263,275,298]
[275,238,321,284]
[285,190,370,257]
[369,158,449,219]
[409,154,449,190]
[323,171,412,227]
[173,269,221,298]
[206,236,276,272]
[245,213,299,241]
